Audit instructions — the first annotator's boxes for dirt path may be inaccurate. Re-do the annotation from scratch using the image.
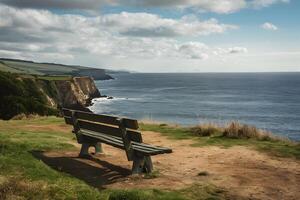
[38,131,300,200]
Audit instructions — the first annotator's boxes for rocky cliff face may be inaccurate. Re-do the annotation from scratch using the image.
[0,70,102,119]
[55,77,101,111]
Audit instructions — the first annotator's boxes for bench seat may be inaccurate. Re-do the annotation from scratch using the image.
[62,108,172,174]
[80,129,172,155]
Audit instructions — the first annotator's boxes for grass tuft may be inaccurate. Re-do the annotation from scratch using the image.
[190,123,223,137]
[223,121,285,141]
[140,122,300,159]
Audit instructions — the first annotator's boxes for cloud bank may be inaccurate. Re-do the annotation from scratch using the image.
[0,0,290,14]
[0,4,246,63]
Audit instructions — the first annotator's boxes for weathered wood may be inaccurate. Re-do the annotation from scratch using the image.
[71,111,80,133]
[94,142,103,154]
[80,130,166,155]
[118,118,134,161]
[132,155,153,174]
[143,156,153,173]
[80,129,170,155]
[79,143,90,158]
[63,108,139,129]
[63,108,172,174]
[132,156,144,174]
[64,117,142,142]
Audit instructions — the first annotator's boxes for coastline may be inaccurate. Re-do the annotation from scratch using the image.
[91,72,300,141]
[0,116,299,199]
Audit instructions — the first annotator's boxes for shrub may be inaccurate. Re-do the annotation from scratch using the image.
[190,124,222,137]
[223,121,259,139]
[223,121,279,141]
[0,71,58,120]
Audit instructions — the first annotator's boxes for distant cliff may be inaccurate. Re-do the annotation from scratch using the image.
[55,77,101,111]
[0,58,113,80]
[0,71,101,119]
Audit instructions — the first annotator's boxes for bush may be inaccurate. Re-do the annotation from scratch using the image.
[223,121,277,141]
[190,124,222,137]
[0,71,58,120]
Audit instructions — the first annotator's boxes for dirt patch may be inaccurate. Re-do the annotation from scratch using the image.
[37,131,300,200]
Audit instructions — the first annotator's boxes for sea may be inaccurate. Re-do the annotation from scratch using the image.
[89,73,300,141]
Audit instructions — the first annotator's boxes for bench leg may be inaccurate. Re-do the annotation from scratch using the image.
[132,155,153,174]
[143,156,153,173]
[79,143,90,158]
[94,142,103,154]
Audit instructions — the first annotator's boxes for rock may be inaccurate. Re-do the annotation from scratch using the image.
[55,77,101,112]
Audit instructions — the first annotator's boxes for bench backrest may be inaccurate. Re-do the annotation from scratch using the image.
[62,108,143,143]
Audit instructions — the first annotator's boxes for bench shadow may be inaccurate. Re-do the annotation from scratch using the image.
[31,151,131,189]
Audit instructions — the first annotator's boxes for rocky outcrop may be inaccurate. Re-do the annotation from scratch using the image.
[0,70,102,119]
[55,77,101,111]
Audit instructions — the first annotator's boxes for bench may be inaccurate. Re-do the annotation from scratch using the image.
[62,108,172,174]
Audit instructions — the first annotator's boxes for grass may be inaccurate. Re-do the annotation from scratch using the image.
[140,122,300,159]
[37,75,73,81]
[0,117,226,200]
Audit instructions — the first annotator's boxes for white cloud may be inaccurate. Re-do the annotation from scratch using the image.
[0,4,242,62]
[178,42,209,59]
[100,12,237,37]
[251,0,289,8]
[228,47,248,54]
[0,0,290,14]
[213,47,248,56]
[261,22,278,31]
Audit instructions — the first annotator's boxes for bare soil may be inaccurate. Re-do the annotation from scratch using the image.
[35,131,300,200]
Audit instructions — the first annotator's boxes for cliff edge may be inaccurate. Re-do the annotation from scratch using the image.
[0,71,101,119]
[55,77,101,111]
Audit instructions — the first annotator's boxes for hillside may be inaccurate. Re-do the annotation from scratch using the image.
[0,58,113,80]
[0,71,101,120]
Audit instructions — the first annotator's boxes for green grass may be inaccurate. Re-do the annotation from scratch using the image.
[0,60,75,75]
[0,117,226,200]
[37,75,73,81]
[140,123,300,159]
[0,61,23,73]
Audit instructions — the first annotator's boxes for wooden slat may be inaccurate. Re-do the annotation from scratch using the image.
[65,116,142,143]
[108,134,172,153]
[62,108,138,129]
[80,130,170,155]
[74,120,142,142]
[133,142,172,154]
[82,132,159,156]
[64,116,73,125]
[80,130,124,150]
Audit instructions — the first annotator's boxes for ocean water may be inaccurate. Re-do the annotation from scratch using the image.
[90,73,300,141]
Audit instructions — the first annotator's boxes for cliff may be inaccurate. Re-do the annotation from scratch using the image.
[0,58,113,80]
[55,77,101,111]
[0,71,101,119]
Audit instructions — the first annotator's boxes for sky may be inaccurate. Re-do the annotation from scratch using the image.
[0,0,299,72]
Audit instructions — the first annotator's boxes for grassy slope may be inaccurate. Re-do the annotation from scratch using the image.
[0,62,23,73]
[0,58,113,80]
[140,123,300,159]
[0,117,227,200]
[0,60,78,75]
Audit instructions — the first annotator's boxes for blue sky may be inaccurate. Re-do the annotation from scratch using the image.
[0,0,299,72]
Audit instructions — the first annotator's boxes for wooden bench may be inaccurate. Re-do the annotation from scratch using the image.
[62,108,172,174]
